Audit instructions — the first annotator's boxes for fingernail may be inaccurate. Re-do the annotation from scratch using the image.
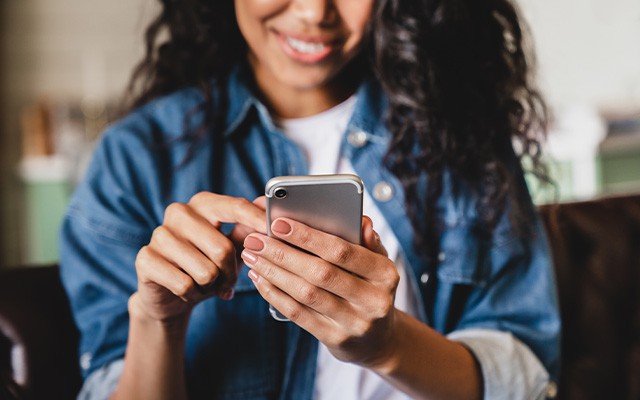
[221,288,235,301]
[241,250,258,265]
[244,236,264,251]
[272,219,292,235]
[248,270,260,283]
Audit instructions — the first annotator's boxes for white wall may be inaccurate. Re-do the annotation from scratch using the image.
[1,0,158,266]
[517,0,640,201]
[518,0,640,112]
[2,0,158,101]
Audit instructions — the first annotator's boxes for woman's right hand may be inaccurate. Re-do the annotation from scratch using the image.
[131,193,266,323]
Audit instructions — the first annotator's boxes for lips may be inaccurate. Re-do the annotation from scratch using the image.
[286,36,328,54]
[275,31,339,64]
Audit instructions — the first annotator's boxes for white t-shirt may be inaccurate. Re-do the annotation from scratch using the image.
[278,96,419,400]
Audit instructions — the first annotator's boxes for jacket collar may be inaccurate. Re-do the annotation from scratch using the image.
[221,63,390,140]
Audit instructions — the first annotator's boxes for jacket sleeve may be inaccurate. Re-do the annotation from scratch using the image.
[434,209,561,399]
[59,124,161,379]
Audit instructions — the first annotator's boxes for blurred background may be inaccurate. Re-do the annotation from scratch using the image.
[0,0,639,268]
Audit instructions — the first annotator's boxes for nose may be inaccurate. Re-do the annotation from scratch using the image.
[292,0,337,26]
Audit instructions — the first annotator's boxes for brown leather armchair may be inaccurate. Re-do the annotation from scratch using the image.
[539,194,640,400]
[0,266,81,399]
[1,194,639,399]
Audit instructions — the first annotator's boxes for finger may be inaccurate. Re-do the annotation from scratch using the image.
[241,247,353,320]
[228,196,268,259]
[232,196,267,239]
[229,223,259,249]
[246,269,335,336]
[150,225,224,290]
[253,196,267,210]
[243,234,371,300]
[269,217,385,279]
[136,245,199,302]
[165,206,239,288]
[362,216,388,257]
[187,192,266,234]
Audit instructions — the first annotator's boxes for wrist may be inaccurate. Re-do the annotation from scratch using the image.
[128,292,191,338]
[366,309,404,377]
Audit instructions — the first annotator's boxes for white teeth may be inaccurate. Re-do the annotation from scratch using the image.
[286,36,327,54]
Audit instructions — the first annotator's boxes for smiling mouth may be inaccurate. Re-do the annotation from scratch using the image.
[285,36,328,54]
[276,31,339,64]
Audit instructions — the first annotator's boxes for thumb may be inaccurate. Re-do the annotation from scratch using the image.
[362,216,388,257]
[252,195,267,210]
[229,195,268,244]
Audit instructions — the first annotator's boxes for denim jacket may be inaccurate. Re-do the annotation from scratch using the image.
[60,66,560,400]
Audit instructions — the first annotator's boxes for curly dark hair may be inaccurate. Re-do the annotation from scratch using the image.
[126,0,549,261]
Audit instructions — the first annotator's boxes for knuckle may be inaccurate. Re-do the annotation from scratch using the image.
[285,303,304,323]
[260,281,271,297]
[135,246,153,275]
[271,246,287,265]
[188,191,209,206]
[312,265,336,288]
[331,243,353,265]
[297,284,320,306]
[296,228,313,247]
[136,245,151,264]
[384,267,400,290]
[261,263,278,280]
[371,297,393,320]
[174,277,194,298]
[232,197,251,208]
[195,265,218,286]
[210,240,235,262]
[350,318,371,338]
[220,239,236,254]
[164,202,187,221]
[151,225,170,244]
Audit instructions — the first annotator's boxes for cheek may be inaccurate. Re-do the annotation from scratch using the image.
[344,0,373,27]
[235,0,286,19]
[338,2,373,46]
[235,1,268,50]
[235,0,287,45]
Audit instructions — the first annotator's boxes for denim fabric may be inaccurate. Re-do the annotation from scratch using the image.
[59,66,560,400]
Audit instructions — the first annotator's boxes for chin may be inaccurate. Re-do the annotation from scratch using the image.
[276,67,341,91]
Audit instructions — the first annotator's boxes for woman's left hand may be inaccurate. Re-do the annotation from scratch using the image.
[241,216,400,370]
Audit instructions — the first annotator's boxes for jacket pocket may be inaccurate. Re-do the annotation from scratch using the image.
[436,222,488,287]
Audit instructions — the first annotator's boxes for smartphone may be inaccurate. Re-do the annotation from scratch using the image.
[265,174,364,321]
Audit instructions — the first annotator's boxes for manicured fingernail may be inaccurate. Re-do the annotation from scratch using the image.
[244,236,264,251]
[241,250,258,265]
[272,219,292,235]
[221,288,235,301]
[248,270,260,283]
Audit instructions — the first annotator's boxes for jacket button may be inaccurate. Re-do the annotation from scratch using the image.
[420,273,430,285]
[438,252,446,262]
[373,181,394,202]
[347,130,368,148]
[80,352,92,370]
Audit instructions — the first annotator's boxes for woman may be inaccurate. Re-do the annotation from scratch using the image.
[60,0,560,399]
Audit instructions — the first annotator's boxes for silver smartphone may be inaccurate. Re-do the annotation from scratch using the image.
[265,174,364,321]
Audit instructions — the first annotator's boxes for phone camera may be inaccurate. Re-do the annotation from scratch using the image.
[274,188,287,199]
